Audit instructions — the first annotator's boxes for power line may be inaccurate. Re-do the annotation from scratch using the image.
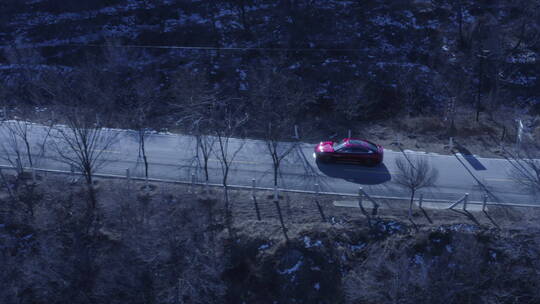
[1,43,367,53]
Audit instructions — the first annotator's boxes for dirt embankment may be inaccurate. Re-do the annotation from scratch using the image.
[1,174,540,304]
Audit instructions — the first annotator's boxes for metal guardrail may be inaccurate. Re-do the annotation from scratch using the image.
[1,164,539,209]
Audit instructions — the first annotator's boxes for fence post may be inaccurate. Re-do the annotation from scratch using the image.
[482,194,488,212]
[314,183,326,222]
[418,193,423,208]
[252,178,261,221]
[190,172,195,193]
[69,163,76,184]
[348,129,351,138]
[31,168,36,183]
[449,137,454,150]
[462,193,469,211]
[273,187,289,242]
[15,157,22,176]
[358,187,364,210]
[126,168,131,191]
[408,195,414,219]
[294,125,299,140]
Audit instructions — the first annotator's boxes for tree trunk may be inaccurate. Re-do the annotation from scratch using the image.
[476,53,483,122]
[273,162,279,187]
[141,131,149,179]
[409,189,415,219]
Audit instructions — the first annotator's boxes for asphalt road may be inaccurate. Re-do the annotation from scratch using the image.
[0,121,538,205]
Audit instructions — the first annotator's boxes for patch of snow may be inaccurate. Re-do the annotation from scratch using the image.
[350,243,366,251]
[322,58,340,66]
[447,223,479,233]
[237,69,247,80]
[445,244,453,253]
[414,254,424,265]
[303,236,322,248]
[506,52,537,64]
[507,75,537,87]
[314,283,320,291]
[370,15,406,29]
[278,259,303,275]
[288,62,300,70]
[258,244,270,251]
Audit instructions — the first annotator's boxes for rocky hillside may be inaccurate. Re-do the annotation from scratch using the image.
[1,0,539,122]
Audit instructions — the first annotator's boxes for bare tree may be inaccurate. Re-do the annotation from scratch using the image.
[247,64,314,188]
[170,68,218,182]
[508,142,540,196]
[194,130,216,184]
[128,77,160,182]
[262,121,297,188]
[0,110,52,176]
[51,108,118,228]
[394,154,439,217]
[213,102,248,238]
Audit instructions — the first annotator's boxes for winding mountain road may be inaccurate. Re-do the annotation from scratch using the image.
[0,121,538,206]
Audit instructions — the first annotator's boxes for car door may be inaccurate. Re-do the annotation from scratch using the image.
[350,146,371,161]
[334,147,353,161]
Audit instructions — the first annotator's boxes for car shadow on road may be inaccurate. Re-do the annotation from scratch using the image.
[456,144,487,171]
[315,160,391,185]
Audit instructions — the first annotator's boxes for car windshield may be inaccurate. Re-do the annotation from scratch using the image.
[349,139,378,151]
[333,140,347,151]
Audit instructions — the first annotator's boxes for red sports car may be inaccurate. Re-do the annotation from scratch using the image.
[314,138,384,166]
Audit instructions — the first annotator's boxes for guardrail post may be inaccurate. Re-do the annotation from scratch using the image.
[449,137,454,150]
[348,129,351,138]
[462,193,469,211]
[294,125,299,140]
[482,194,488,212]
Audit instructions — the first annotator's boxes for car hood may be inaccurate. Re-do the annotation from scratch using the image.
[315,141,334,153]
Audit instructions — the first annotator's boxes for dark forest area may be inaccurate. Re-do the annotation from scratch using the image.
[1,0,539,136]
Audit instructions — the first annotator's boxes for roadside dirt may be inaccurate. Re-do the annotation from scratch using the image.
[301,108,540,159]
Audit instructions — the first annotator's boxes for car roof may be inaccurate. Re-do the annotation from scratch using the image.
[345,138,370,147]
